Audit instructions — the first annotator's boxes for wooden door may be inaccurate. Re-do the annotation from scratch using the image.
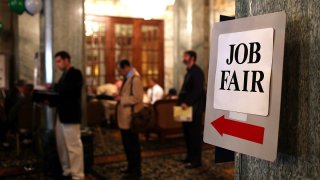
[85,15,164,93]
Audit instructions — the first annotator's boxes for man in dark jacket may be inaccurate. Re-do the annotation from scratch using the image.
[178,50,205,168]
[52,51,84,179]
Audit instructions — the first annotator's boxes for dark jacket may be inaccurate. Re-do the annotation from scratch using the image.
[53,67,83,124]
[178,64,205,112]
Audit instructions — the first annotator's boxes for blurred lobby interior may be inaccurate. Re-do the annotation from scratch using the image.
[0,0,236,179]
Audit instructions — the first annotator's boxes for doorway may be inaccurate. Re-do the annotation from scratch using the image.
[85,16,164,93]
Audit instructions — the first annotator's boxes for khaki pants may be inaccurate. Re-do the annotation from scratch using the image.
[55,118,84,179]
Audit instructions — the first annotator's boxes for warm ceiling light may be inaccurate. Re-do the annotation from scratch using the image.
[84,0,175,20]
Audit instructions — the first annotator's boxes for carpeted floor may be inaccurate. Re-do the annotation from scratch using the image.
[92,149,234,180]
[92,128,186,156]
[0,127,234,179]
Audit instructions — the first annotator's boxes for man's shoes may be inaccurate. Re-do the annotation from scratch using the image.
[59,175,72,180]
[178,159,190,164]
[22,139,32,145]
[119,167,131,174]
[185,162,202,169]
[1,142,10,148]
[122,171,141,179]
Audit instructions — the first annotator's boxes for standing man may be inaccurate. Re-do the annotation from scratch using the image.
[147,78,164,104]
[178,50,205,168]
[52,51,84,179]
[115,59,144,178]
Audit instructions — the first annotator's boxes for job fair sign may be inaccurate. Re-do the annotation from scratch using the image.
[203,12,286,161]
[214,28,274,116]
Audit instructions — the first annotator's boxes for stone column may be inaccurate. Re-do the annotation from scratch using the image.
[51,0,86,125]
[38,0,85,129]
[236,0,320,179]
[173,0,210,89]
[52,0,85,80]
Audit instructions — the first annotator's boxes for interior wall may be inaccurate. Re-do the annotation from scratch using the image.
[0,2,41,87]
[18,14,40,83]
[235,0,320,179]
[53,0,85,81]
[210,0,235,25]
[163,6,175,92]
[0,1,16,88]
[173,0,210,90]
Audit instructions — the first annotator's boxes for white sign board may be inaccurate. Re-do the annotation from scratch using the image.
[214,28,274,116]
[203,11,286,161]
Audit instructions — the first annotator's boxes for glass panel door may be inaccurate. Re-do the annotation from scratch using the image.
[141,25,160,86]
[114,24,133,80]
[85,18,106,94]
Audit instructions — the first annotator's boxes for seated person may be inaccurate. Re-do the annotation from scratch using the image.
[17,84,34,144]
[96,79,122,97]
[143,87,150,104]
[147,78,164,104]
[95,80,122,125]
[1,80,33,147]
[164,88,178,100]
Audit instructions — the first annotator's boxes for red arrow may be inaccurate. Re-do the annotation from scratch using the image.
[211,115,265,144]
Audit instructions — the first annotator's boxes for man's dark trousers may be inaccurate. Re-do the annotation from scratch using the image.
[182,103,203,165]
[120,129,141,172]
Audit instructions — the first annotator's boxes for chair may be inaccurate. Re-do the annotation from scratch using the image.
[16,100,41,156]
[86,99,107,151]
[0,103,8,145]
[100,100,117,126]
[151,99,182,142]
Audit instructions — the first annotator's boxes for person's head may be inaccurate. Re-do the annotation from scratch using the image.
[15,79,27,93]
[54,51,71,72]
[183,50,197,68]
[143,86,149,93]
[24,84,34,96]
[148,78,157,88]
[168,88,177,96]
[118,59,131,76]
